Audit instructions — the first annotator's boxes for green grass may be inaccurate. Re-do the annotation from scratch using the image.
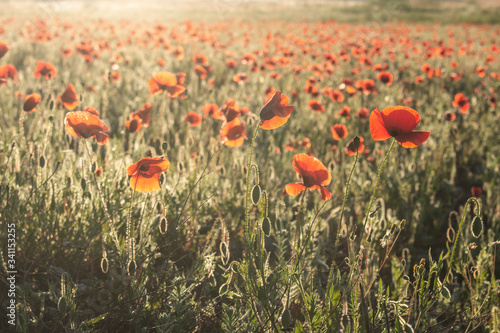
[0,3,499,332]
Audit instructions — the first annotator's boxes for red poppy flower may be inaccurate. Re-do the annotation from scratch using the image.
[452,93,470,113]
[337,105,351,119]
[345,136,365,156]
[193,54,208,65]
[308,100,325,113]
[127,156,170,192]
[202,103,223,119]
[59,84,79,110]
[377,71,393,86]
[356,107,369,120]
[220,99,241,122]
[284,154,331,201]
[226,59,237,68]
[369,106,430,148]
[176,72,186,85]
[259,91,294,130]
[233,73,248,84]
[61,48,72,57]
[173,46,185,61]
[125,114,143,133]
[148,71,185,98]
[194,65,212,80]
[471,186,482,198]
[331,124,348,140]
[185,111,202,126]
[330,90,344,103]
[220,118,247,147]
[33,61,57,80]
[444,112,456,121]
[0,64,18,85]
[0,41,9,59]
[64,111,110,145]
[157,58,166,67]
[23,93,41,113]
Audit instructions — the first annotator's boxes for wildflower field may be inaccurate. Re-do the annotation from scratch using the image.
[1,1,499,332]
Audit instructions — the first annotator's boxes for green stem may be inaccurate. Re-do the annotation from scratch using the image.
[326,147,359,295]
[244,123,261,256]
[360,138,396,241]
[446,197,480,281]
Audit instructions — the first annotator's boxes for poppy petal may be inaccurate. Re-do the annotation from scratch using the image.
[369,108,391,141]
[395,131,430,148]
[381,106,420,134]
[285,183,306,196]
[129,173,161,192]
[148,77,161,95]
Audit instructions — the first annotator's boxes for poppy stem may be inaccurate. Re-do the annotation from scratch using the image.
[446,197,480,283]
[361,138,396,241]
[326,145,359,294]
[244,122,261,256]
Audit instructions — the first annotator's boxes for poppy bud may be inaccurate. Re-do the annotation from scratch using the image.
[57,297,67,313]
[219,283,228,295]
[441,286,450,299]
[159,217,167,234]
[281,308,291,328]
[471,216,483,238]
[262,217,271,236]
[353,136,360,149]
[81,178,86,191]
[49,100,55,110]
[400,219,406,229]
[39,155,45,168]
[128,260,137,275]
[91,161,96,173]
[252,184,261,205]
[49,115,54,122]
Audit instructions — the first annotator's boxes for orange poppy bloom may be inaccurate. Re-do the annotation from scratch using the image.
[356,107,369,120]
[220,98,241,122]
[148,71,185,98]
[284,154,331,201]
[331,124,348,140]
[220,118,247,147]
[259,91,294,130]
[127,156,170,192]
[202,103,223,119]
[59,84,79,110]
[226,59,237,68]
[445,112,456,121]
[23,93,41,113]
[233,73,248,84]
[345,136,365,156]
[125,114,143,133]
[135,103,152,127]
[377,71,393,86]
[337,105,351,119]
[61,48,72,57]
[173,46,185,61]
[330,90,344,103]
[0,64,18,85]
[0,41,9,58]
[194,65,211,79]
[452,93,470,113]
[192,54,208,65]
[157,58,166,67]
[369,106,430,148]
[33,61,57,80]
[308,100,325,113]
[64,111,110,145]
[185,111,202,126]
[471,186,482,198]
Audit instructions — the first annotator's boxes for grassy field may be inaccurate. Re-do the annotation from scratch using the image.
[0,1,499,332]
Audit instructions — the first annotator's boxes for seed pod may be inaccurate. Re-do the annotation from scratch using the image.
[81,178,86,191]
[219,283,228,295]
[262,217,271,236]
[281,308,291,328]
[101,257,109,273]
[353,136,360,149]
[159,217,167,234]
[252,184,261,205]
[471,216,483,238]
[128,260,137,275]
[57,297,67,313]
[162,142,168,151]
[91,162,96,173]
[39,155,45,168]
[441,286,451,299]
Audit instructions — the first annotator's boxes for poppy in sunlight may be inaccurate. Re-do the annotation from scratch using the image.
[331,124,348,141]
[356,107,369,120]
[23,93,41,113]
[220,118,247,147]
[233,73,248,84]
[135,103,152,127]
[202,103,223,120]
[127,155,170,192]
[259,91,294,130]
[173,46,185,61]
[185,111,202,127]
[369,106,430,148]
[192,54,208,65]
[308,100,325,113]
[0,41,9,58]
[194,65,211,80]
[33,61,57,80]
[476,66,486,78]
[329,90,344,103]
[337,105,351,119]
[148,71,185,98]
[452,93,470,113]
[125,114,143,133]
[0,64,18,85]
[284,154,331,201]
[59,84,79,110]
[65,111,109,145]
[345,136,365,156]
[220,99,241,122]
[377,71,393,86]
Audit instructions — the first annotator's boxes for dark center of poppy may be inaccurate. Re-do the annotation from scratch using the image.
[140,165,150,172]
[389,130,399,137]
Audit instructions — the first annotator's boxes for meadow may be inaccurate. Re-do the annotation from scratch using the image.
[0,1,499,332]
